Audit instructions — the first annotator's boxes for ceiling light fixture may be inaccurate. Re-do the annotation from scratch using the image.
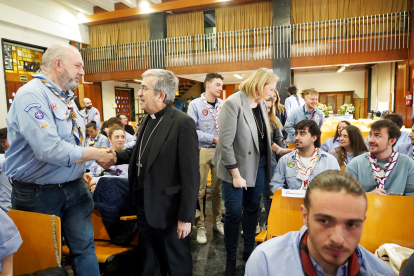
[234,74,243,79]
[139,0,151,12]
[337,66,346,73]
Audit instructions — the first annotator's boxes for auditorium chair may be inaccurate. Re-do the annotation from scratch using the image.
[62,209,138,263]
[256,189,414,253]
[8,210,63,275]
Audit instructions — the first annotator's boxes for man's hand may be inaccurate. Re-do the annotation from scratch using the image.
[212,137,218,144]
[83,172,92,183]
[90,177,97,193]
[96,148,117,169]
[232,175,247,190]
[368,188,386,195]
[177,221,191,239]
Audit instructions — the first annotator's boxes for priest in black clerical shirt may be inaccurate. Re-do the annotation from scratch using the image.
[108,69,199,276]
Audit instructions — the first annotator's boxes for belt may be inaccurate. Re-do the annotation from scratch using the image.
[201,146,216,149]
[12,180,68,189]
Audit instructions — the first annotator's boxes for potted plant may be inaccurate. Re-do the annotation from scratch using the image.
[317,103,332,117]
[339,104,355,115]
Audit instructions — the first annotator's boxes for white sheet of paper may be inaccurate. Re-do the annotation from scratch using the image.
[282,189,306,198]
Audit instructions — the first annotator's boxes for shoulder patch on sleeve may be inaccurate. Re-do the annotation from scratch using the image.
[24,103,41,112]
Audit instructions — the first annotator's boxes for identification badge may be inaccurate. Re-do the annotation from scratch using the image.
[287,160,295,168]
[204,122,211,129]
[296,172,307,181]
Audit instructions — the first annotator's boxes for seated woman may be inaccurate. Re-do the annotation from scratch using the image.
[329,125,368,167]
[84,126,129,192]
[320,120,351,152]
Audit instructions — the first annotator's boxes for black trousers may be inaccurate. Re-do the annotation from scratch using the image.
[136,207,193,276]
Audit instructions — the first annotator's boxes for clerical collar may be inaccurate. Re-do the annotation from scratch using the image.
[149,104,169,120]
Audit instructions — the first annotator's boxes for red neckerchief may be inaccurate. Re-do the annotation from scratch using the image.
[299,231,361,276]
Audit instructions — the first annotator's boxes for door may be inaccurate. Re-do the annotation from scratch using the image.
[6,82,25,109]
[115,88,132,121]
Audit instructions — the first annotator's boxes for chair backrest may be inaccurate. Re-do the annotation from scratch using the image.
[267,190,414,253]
[8,210,62,275]
[92,209,111,240]
[321,131,336,144]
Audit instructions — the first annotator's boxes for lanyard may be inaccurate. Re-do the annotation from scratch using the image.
[295,149,320,190]
[201,93,221,134]
[303,105,316,120]
[368,150,398,189]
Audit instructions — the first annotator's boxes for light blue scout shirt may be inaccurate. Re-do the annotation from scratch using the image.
[395,142,413,158]
[345,153,414,196]
[0,208,23,273]
[187,95,223,147]
[81,106,101,131]
[2,72,85,184]
[270,149,340,192]
[285,105,325,143]
[365,131,411,150]
[89,162,129,185]
[284,95,305,118]
[329,147,358,168]
[320,137,340,153]
[0,155,11,213]
[88,133,109,148]
[245,226,396,276]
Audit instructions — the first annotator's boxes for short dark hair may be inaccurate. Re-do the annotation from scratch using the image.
[304,170,367,211]
[382,113,404,129]
[108,126,125,139]
[370,120,401,145]
[0,143,4,154]
[204,72,224,89]
[0,128,7,140]
[86,123,97,130]
[106,117,123,128]
[85,129,90,139]
[294,120,321,148]
[288,85,297,95]
[116,114,127,120]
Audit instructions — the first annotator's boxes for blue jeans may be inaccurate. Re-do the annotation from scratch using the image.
[12,178,99,276]
[222,154,266,261]
[262,166,276,223]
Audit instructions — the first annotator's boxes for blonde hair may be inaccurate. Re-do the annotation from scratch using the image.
[274,91,285,115]
[239,68,279,99]
[304,88,318,97]
[265,97,283,130]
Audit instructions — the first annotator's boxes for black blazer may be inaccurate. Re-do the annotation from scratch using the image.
[116,105,200,229]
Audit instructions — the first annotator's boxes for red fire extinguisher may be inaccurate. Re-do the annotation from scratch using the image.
[407,91,413,107]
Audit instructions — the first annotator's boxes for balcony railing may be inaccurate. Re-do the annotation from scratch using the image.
[81,12,410,74]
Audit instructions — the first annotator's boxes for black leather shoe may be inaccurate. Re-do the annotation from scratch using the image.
[225,259,236,276]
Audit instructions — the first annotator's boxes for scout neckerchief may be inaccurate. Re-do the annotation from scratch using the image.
[201,93,221,134]
[367,150,398,190]
[32,71,84,146]
[303,105,316,120]
[89,133,101,147]
[295,149,320,190]
[299,231,361,276]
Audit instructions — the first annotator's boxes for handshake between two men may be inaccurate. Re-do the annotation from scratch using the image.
[74,147,117,169]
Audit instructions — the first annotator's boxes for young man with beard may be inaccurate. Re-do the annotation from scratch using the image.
[285,89,324,146]
[346,120,414,196]
[2,44,116,276]
[187,72,224,244]
[81,97,102,131]
[270,120,340,191]
[246,170,395,276]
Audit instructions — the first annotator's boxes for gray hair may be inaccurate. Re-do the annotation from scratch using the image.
[142,69,178,105]
[41,44,80,71]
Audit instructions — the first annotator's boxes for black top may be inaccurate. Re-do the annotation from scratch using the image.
[124,124,135,136]
[252,105,266,155]
[207,101,216,108]
[275,106,288,140]
[136,105,168,206]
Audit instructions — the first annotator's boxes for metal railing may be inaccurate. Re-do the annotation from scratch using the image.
[81,12,410,74]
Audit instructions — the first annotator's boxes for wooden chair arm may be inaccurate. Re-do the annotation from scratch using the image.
[255,230,268,243]
[120,215,137,221]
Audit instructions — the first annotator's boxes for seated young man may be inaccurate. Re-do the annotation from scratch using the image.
[365,113,411,150]
[86,122,109,148]
[394,123,414,159]
[346,120,414,196]
[270,120,340,191]
[246,170,396,276]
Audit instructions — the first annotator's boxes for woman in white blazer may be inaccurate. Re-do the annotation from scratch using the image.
[212,68,292,275]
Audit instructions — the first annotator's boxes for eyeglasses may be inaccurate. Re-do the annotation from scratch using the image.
[139,86,155,93]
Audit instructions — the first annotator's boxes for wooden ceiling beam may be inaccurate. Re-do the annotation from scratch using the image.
[80,0,267,26]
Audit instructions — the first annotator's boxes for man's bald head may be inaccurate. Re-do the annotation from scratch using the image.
[84,98,92,109]
[41,44,80,71]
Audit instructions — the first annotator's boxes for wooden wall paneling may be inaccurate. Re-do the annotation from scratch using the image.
[364,68,369,118]
[6,82,24,109]
[395,61,409,127]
